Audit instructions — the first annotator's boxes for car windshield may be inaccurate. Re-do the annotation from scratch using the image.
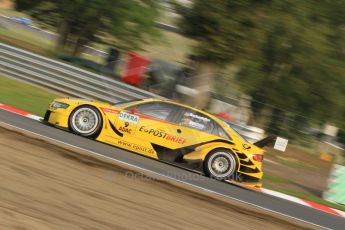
[113,99,143,108]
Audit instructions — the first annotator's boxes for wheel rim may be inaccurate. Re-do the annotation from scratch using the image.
[208,152,236,178]
[211,156,229,173]
[71,108,99,134]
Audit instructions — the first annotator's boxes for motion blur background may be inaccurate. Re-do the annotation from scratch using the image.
[0,0,344,209]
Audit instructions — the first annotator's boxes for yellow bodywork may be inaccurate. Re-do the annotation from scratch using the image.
[44,98,265,187]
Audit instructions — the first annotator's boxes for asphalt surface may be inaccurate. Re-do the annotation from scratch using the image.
[1,109,344,230]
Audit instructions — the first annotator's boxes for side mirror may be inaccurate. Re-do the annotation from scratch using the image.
[130,108,139,114]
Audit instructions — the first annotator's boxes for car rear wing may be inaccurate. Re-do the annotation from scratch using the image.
[254,136,277,148]
[254,135,289,152]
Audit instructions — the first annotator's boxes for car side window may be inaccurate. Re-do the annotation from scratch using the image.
[127,102,179,121]
[215,125,232,140]
[178,109,215,132]
[178,109,231,140]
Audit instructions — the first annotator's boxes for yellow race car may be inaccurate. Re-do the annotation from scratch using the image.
[44,98,267,187]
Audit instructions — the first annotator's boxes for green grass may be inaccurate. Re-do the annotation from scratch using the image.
[0,76,60,116]
[288,142,318,155]
[0,8,55,55]
[0,8,28,17]
[0,25,54,49]
[264,186,345,212]
[263,172,345,212]
[263,173,293,184]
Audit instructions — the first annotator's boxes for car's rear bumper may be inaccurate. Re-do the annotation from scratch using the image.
[231,172,263,188]
[230,180,263,189]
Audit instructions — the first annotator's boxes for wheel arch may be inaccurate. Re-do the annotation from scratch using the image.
[204,147,240,171]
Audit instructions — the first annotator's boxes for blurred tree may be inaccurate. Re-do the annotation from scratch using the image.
[237,0,345,135]
[15,0,160,55]
[323,0,345,132]
[322,0,345,59]
[174,0,270,108]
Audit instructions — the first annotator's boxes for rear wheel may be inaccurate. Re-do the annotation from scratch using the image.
[204,150,237,180]
[69,106,102,138]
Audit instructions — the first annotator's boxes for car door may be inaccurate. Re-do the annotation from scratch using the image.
[126,102,231,162]
[124,101,187,158]
[173,107,232,147]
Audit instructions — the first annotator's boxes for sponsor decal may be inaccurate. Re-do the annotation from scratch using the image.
[116,139,154,154]
[119,111,139,124]
[185,120,205,130]
[118,126,132,134]
[184,112,210,122]
[139,126,186,144]
[118,121,132,134]
[242,143,251,150]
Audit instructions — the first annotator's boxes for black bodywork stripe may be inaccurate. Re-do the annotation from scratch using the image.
[240,159,254,166]
[202,139,234,146]
[239,165,261,173]
[236,152,248,159]
[109,120,123,137]
[151,138,234,163]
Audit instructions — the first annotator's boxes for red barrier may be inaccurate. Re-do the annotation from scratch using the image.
[216,112,236,122]
[122,52,150,86]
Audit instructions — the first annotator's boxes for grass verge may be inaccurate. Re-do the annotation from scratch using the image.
[0,76,60,116]
[264,185,345,212]
[0,8,26,17]
[263,172,345,212]
[263,173,293,184]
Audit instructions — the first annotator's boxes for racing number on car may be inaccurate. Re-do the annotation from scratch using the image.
[115,111,139,135]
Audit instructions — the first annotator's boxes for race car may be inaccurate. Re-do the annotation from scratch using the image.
[44,98,266,187]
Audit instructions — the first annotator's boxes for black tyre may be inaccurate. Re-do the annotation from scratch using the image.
[204,149,237,180]
[69,105,102,138]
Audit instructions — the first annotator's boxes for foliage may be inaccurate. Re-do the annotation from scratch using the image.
[15,0,160,55]
[12,0,345,133]
[173,0,344,133]
[236,0,345,133]
[175,0,269,64]
[172,0,270,108]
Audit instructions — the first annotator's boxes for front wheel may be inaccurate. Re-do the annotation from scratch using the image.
[204,150,237,180]
[69,105,102,138]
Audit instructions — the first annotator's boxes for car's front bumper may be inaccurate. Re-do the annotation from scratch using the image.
[43,109,69,128]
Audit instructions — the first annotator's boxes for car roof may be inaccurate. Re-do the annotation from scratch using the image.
[138,98,228,126]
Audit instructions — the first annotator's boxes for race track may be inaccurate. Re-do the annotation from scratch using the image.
[1,109,345,229]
